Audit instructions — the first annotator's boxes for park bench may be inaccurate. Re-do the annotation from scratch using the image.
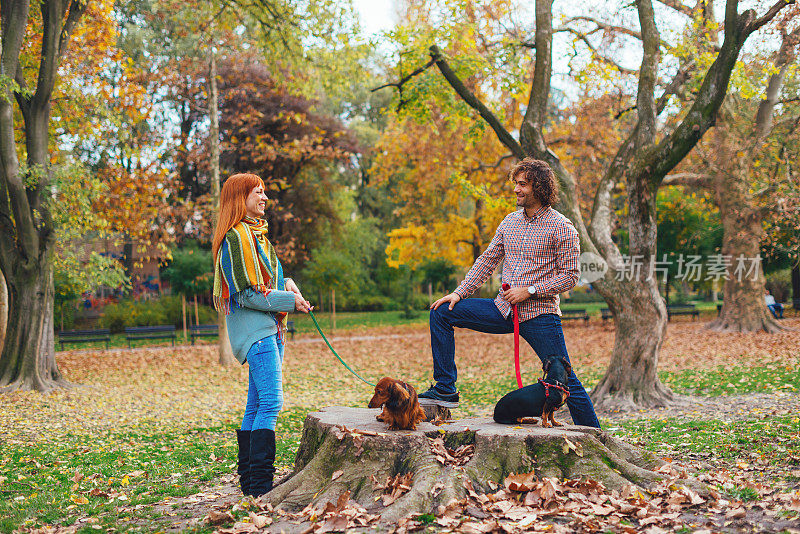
[561,309,589,324]
[600,308,613,321]
[58,328,111,351]
[287,320,296,339]
[188,321,296,345]
[125,325,176,348]
[666,304,699,321]
[190,324,218,344]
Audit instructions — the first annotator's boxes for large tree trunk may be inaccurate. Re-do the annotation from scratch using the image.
[0,260,67,392]
[708,164,783,332]
[590,278,673,410]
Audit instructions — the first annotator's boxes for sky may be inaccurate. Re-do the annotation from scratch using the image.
[352,0,398,35]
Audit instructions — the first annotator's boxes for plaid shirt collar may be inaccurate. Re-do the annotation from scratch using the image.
[521,205,549,221]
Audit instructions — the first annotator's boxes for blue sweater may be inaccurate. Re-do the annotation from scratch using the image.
[226,286,296,364]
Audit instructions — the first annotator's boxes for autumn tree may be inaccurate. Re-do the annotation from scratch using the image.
[379,0,796,409]
[0,0,94,392]
[663,18,800,332]
[215,56,358,269]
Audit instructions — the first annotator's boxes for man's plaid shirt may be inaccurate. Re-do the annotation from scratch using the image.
[454,205,580,321]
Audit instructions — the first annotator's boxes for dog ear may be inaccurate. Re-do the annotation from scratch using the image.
[542,358,552,377]
[561,357,572,376]
[391,381,411,402]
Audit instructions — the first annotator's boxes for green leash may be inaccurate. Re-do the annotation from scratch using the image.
[308,310,375,387]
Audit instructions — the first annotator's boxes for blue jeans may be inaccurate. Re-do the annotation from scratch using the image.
[429,298,601,428]
[767,303,783,319]
[241,335,284,431]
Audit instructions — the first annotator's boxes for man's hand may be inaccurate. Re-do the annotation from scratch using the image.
[502,286,531,305]
[294,293,312,314]
[431,292,462,310]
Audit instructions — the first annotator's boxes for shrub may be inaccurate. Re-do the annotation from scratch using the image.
[766,269,791,303]
[341,294,399,312]
[562,287,605,303]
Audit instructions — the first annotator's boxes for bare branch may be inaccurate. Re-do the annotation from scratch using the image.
[463,154,516,176]
[372,58,436,92]
[656,59,695,113]
[428,45,526,160]
[562,16,642,39]
[661,173,713,187]
[746,0,797,36]
[754,26,800,138]
[655,0,693,16]
[634,0,661,149]
[559,28,638,74]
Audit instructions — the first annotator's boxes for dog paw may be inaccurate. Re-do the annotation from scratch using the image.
[516,417,539,424]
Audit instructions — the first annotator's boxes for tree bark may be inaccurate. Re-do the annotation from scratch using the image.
[331,288,336,330]
[0,260,67,392]
[182,294,188,341]
[707,155,784,332]
[590,280,673,409]
[0,269,8,352]
[266,407,677,523]
[209,49,236,366]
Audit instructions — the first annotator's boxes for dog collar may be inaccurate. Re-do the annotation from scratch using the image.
[538,378,570,404]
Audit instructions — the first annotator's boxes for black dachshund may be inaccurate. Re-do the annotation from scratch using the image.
[493,355,572,428]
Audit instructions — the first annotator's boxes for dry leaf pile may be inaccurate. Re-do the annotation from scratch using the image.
[388,464,800,534]
[429,436,475,467]
[372,473,414,506]
[274,490,381,533]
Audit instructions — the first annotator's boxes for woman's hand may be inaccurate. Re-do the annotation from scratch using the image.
[285,278,302,297]
[294,293,312,314]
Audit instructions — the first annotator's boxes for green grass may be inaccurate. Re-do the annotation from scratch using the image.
[660,364,800,395]
[609,416,800,466]
[0,417,310,534]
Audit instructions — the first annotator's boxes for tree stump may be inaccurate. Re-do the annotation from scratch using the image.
[266,407,675,523]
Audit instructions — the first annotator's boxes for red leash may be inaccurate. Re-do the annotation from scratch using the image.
[502,283,524,389]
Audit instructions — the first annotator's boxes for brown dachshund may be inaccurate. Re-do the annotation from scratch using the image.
[368,377,427,431]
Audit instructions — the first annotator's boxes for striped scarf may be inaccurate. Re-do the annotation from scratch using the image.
[213,216,287,331]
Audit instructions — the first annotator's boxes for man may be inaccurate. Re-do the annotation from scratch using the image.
[765,289,784,319]
[418,158,600,428]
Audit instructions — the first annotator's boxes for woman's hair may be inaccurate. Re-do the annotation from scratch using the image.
[509,158,559,206]
[212,173,265,261]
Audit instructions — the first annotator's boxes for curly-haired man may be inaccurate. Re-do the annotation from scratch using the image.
[419,158,600,428]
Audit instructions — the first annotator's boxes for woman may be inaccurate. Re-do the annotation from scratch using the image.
[212,173,311,497]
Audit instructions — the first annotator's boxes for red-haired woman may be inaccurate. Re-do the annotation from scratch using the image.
[212,173,311,497]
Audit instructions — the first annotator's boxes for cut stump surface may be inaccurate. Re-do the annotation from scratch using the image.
[266,407,676,523]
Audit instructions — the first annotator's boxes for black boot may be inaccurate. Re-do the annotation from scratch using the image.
[236,430,252,496]
[249,428,276,497]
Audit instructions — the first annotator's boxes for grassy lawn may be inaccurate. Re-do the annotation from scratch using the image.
[14,317,797,531]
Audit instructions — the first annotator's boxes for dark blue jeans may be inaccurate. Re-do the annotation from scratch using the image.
[429,298,601,428]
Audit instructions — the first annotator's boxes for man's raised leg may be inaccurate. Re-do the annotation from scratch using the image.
[421,298,511,406]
